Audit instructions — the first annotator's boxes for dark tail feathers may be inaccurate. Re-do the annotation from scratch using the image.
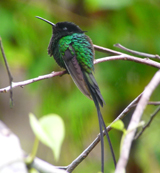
[83,71,116,171]
[83,72,105,107]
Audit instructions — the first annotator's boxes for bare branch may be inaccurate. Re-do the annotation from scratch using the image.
[0,37,13,106]
[114,43,160,60]
[30,157,68,173]
[0,71,66,93]
[94,54,160,69]
[115,70,160,173]
[94,44,121,55]
[147,101,160,106]
[131,101,160,108]
[134,106,160,139]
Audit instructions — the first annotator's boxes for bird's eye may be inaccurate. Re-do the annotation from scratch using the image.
[63,27,67,30]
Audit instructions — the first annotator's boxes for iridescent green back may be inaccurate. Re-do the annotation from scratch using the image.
[57,33,94,73]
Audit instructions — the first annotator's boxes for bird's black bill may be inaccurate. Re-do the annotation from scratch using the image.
[36,16,55,26]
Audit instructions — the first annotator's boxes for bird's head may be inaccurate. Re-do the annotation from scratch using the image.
[36,16,84,35]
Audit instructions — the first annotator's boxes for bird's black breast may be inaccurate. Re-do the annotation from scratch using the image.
[48,34,66,69]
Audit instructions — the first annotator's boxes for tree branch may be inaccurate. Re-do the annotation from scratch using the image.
[94,44,121,55]
[1,45,160,93]
[131,101,160,107]
[115,70,160,173]
[30,157,67,173]
[134,106,160,139]
[94,54,160,69]
[114,43,160,60]
[0,71,66,93]
[147,101,160,106]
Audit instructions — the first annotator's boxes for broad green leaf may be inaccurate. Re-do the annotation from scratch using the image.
[39,114,65,161]
[29,113,65,161]
[110,120,125,131]
[29,113,52,147]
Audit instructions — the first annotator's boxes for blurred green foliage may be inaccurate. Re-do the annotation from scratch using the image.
[0,0,160,172]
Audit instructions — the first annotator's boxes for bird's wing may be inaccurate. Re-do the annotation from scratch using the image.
[62,47,92,100]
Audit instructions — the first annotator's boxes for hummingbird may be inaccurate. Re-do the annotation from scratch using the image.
[36,16,116,172]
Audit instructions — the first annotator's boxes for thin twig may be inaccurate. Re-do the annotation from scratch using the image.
[131,101,160,108]
[0,37,13,106]
[115,70,160,173]
[94,54,160,69]
[134,106,160,139]
[147,101,160,106]
[66,92,142,172]
[94,44,121,55]
[114,43,160,60]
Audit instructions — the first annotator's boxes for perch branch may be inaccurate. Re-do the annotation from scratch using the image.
[1,45,160,93]
[115,70,160,173]
[0,71,66,93]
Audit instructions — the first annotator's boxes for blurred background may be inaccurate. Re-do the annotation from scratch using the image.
[0,0,160,172]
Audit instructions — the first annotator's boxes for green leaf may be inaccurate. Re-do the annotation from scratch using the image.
[29,113,52,147]
[29,113,65,161]
[110,120,125,131]
[39,114,65,161]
